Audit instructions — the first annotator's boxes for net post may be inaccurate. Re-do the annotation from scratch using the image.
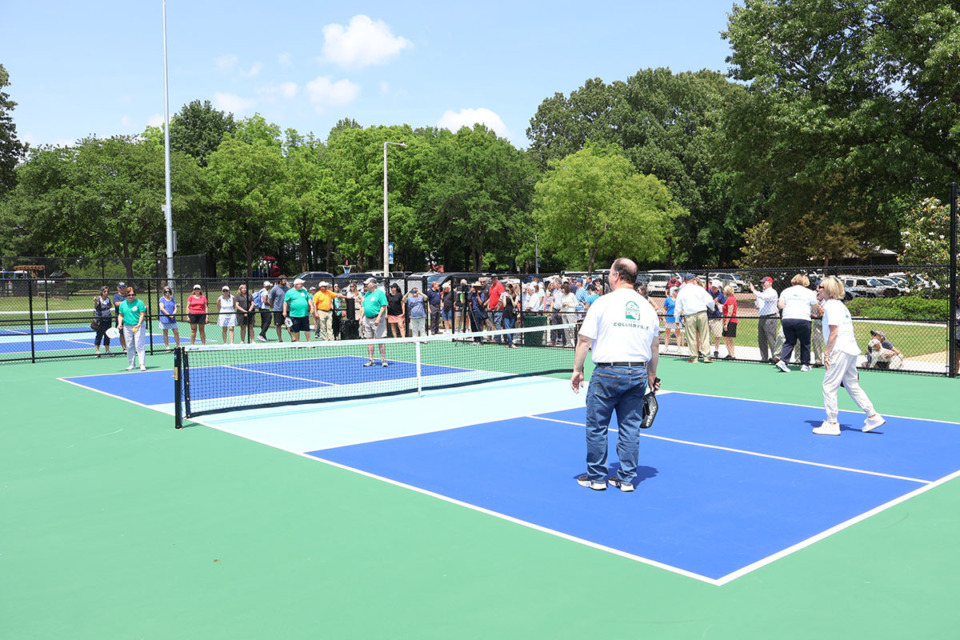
[174,347,183,428]
[416,338,423,397]
[182,348,192,419]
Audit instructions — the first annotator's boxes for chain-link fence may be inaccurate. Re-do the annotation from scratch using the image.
[2,262,957,377]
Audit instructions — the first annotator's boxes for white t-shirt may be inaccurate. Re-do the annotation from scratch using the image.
[579,288,660,364]
[779,285,818,321]
[755,286,779,315]
[822,299,860,356]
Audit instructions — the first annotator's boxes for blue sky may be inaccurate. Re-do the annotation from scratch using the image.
[1,0,737,149]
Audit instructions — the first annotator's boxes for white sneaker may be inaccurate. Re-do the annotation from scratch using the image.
[863,414,886,433]
[140,365,147,372]
[776,360,790,373]
[125,365,134,371]
[813,421,841,436]
[800,365,811,372]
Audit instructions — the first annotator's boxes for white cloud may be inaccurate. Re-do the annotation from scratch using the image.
[212,92,256,116]
[256,82,299,102]
[321,15,412,68]
[241,62,264,78]
[437,108,511,139]
[306,76,360,113]
[147,114,165,128]
[216,54,238,72]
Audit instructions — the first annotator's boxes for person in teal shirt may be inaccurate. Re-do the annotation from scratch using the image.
[117,286,147,371]
[361,278,389,366]
[283,278,315,342]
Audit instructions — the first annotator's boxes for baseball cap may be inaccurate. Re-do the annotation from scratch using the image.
[222,285,229,291]
[683,273,696,281]
[669,286,679,293]
[761,276,773,284]
[192,284,202,290]
[364,277,377,285]
[870,330,886,338]
[318,281,329,287]
[710,280,722,288]
[293,278,304,285]
[117,281,126,288]
[263,280,271,287]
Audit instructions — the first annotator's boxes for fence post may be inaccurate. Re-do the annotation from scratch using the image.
[949,182,957,378]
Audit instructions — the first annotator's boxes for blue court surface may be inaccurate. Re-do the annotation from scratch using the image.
[58,367,960,584]
[307,393,960,583]
[1,332,166,354]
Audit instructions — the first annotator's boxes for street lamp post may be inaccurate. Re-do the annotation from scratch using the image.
[161,0,174,285]
[383,141,406,279]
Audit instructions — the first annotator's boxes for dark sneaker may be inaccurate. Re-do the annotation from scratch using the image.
[577,474,606,491]
[608,477,635,492]
[382,360,389,367]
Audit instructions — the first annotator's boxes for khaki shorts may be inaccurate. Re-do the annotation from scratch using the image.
[362,315,387,339]
[709,318,723,339]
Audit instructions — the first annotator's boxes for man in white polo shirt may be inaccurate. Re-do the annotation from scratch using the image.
[674,273,716,363]
[571,258,661,493]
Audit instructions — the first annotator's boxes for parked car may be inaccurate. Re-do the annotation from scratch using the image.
[333,272,379,288]
[646,270,675,296]
[838,276,898,298]
[872,276,909,295]
[426,272,483,290]
[292,271,335,288]
[708,272,746,293]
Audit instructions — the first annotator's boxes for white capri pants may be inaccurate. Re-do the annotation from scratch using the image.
[822,350,875,423]
[123,325,146,367]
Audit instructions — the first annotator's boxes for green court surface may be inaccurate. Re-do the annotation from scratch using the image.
[2,354,959,639]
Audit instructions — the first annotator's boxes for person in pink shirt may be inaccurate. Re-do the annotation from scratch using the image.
[721,285,738,359]
[186,284,208,345]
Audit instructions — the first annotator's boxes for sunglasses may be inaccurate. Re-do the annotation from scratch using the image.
[126,294,136,297]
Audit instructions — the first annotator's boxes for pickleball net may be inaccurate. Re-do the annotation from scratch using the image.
[173,322,577,428]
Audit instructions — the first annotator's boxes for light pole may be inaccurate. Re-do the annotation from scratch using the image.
[383,141,406,278]
[161,0,174,285]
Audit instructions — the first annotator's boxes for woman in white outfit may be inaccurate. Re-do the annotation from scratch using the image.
[560,283,578,346]
[814,276,885,436]
[217,286,237,344]
[116,285,147,371]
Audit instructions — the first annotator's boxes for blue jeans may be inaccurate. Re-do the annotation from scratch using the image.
[585,364,648,484]
[503,316,515,346]
[492,311,504,342]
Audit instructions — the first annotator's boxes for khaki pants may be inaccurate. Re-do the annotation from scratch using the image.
[315,310,333,341]
[683,311,711,359]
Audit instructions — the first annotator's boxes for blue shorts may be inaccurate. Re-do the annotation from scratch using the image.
[442,309,453,322]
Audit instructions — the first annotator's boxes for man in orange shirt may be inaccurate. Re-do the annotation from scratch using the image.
[313,281,346,341]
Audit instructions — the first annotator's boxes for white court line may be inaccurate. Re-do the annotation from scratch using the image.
[671,389,960,426]
[223,364,338,387]
[58,376,161,412]
[531,416,930,484]
[177,411,722,587]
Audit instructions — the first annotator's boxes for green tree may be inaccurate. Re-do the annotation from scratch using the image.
[900,197,955,265]
[282,136,339,273]
[414,125,537,271]
[0,63,25,194]
[206,130,286,277]
[0,137,202,277]
[722,0,960,253]
[527,69,755,265]
[532,143,683,272]
[169,100,236,167]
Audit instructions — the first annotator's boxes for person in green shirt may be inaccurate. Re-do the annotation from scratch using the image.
[361,277,389,367]
[117,286,147,371]
[283,278,316,342]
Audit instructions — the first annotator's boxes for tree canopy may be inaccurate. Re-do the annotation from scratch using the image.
[0,64,25,195]
[533,143,683,272]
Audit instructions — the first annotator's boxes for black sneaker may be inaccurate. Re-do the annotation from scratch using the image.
[608,477,635,492]
[713,351,719,358]
[576,474,606,491]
